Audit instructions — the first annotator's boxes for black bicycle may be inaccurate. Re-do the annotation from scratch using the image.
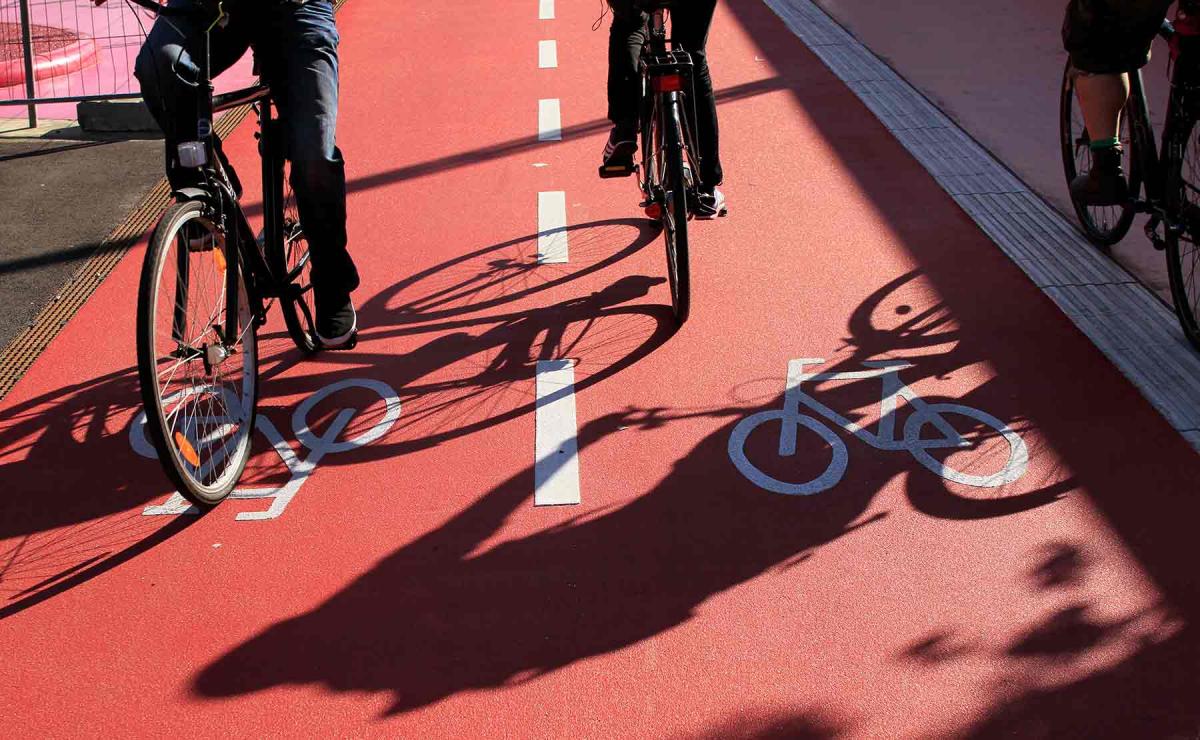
[1061,2,1200,349]
[130,0,330,506]
[601,0,700,324]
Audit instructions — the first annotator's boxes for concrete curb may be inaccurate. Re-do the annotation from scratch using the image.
[77,100,160,133]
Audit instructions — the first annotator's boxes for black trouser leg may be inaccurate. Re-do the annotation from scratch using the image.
[671,0,722,188]
[606,0,722,187]
[607,0,647,137]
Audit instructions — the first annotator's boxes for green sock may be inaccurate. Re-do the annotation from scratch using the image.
[1089,136,1121,151]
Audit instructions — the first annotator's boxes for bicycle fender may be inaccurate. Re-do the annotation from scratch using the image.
[172,186,214,204]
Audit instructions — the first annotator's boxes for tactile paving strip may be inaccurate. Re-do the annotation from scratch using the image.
[765,0,1200,447]
[0,106,250,402]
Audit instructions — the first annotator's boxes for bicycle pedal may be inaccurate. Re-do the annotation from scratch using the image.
[598,164,636,179]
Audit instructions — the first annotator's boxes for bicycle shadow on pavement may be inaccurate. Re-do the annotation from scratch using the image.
[0,365,200,619]
[190,269,1072,715]
[357,217,660,327]
[247,218,675,465]
[0,219,666,619]
[189,397,883,715]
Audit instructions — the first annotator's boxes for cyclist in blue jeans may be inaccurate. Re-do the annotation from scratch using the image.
[96,0,359,346]
[602,0,726,218]
[1063,0,1176,206]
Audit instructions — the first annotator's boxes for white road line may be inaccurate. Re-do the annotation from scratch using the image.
[537,191,568,264]
[539,0,555,20]
[539,39,558,69]
[538,98,562,141]
[535,360,581,506]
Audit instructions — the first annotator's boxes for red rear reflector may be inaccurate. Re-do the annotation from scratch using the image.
[652,74,684,93]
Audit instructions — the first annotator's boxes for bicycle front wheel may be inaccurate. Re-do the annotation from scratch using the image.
[1060,61,1138,247]
[660,96,691,323]
[1164,113,1200,350]
[136,199,259,506]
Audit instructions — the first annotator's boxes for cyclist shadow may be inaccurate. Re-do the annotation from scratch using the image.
[0,218,666,619]
[191,393,897,715]
[189,266,1076,714]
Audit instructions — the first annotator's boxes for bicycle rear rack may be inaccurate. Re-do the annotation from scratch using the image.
[642,50,694,93]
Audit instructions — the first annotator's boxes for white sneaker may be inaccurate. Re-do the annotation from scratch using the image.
[695,187,727,219]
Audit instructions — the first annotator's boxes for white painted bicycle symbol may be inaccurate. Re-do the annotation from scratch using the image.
[131,378,400,520]
[728,358,1028,495]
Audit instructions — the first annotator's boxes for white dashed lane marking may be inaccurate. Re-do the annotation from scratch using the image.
[534,360,581,506]
[537,191,568,264]
[538,98,562,141]
[539,39,558,69]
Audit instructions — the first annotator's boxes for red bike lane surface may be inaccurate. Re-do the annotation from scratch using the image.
[2,0,1200,736]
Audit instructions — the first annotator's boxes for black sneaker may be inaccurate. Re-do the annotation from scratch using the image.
[315,292,357,349]
[599,128,638,179]
[1070,145,1129,207]
[694,187,728,219]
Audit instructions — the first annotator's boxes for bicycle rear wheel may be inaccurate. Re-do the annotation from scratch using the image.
[136,199,259,506]
[1060,61,1138,248]
[659,96,691,323]
[272,160,319,354]
[1164,114,1200,351]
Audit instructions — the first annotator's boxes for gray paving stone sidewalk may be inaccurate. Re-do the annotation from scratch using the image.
[0,119,162,353]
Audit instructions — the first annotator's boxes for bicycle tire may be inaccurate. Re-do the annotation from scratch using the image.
[1163,113,1200,351]
[661,96,691,323]
[1059,61,1138,248]
[270,158,319,354]
[136,199,259,506]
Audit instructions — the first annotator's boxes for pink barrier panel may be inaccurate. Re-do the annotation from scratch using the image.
[0,0,254,120]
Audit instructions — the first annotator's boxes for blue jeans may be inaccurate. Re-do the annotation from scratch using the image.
[135,0,359,298]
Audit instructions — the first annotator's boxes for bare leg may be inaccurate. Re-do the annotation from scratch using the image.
[1076,71,1129,141]
[1070,71,1130,206]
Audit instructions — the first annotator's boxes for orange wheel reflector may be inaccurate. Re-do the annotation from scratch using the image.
[174,431,201,467]
[213,247,227,272]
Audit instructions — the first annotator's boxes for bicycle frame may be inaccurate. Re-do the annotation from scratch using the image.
[1127,69,1164,208]
[1123,18,1200,239]
[638,8,702,197]
[179,79,291,357]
